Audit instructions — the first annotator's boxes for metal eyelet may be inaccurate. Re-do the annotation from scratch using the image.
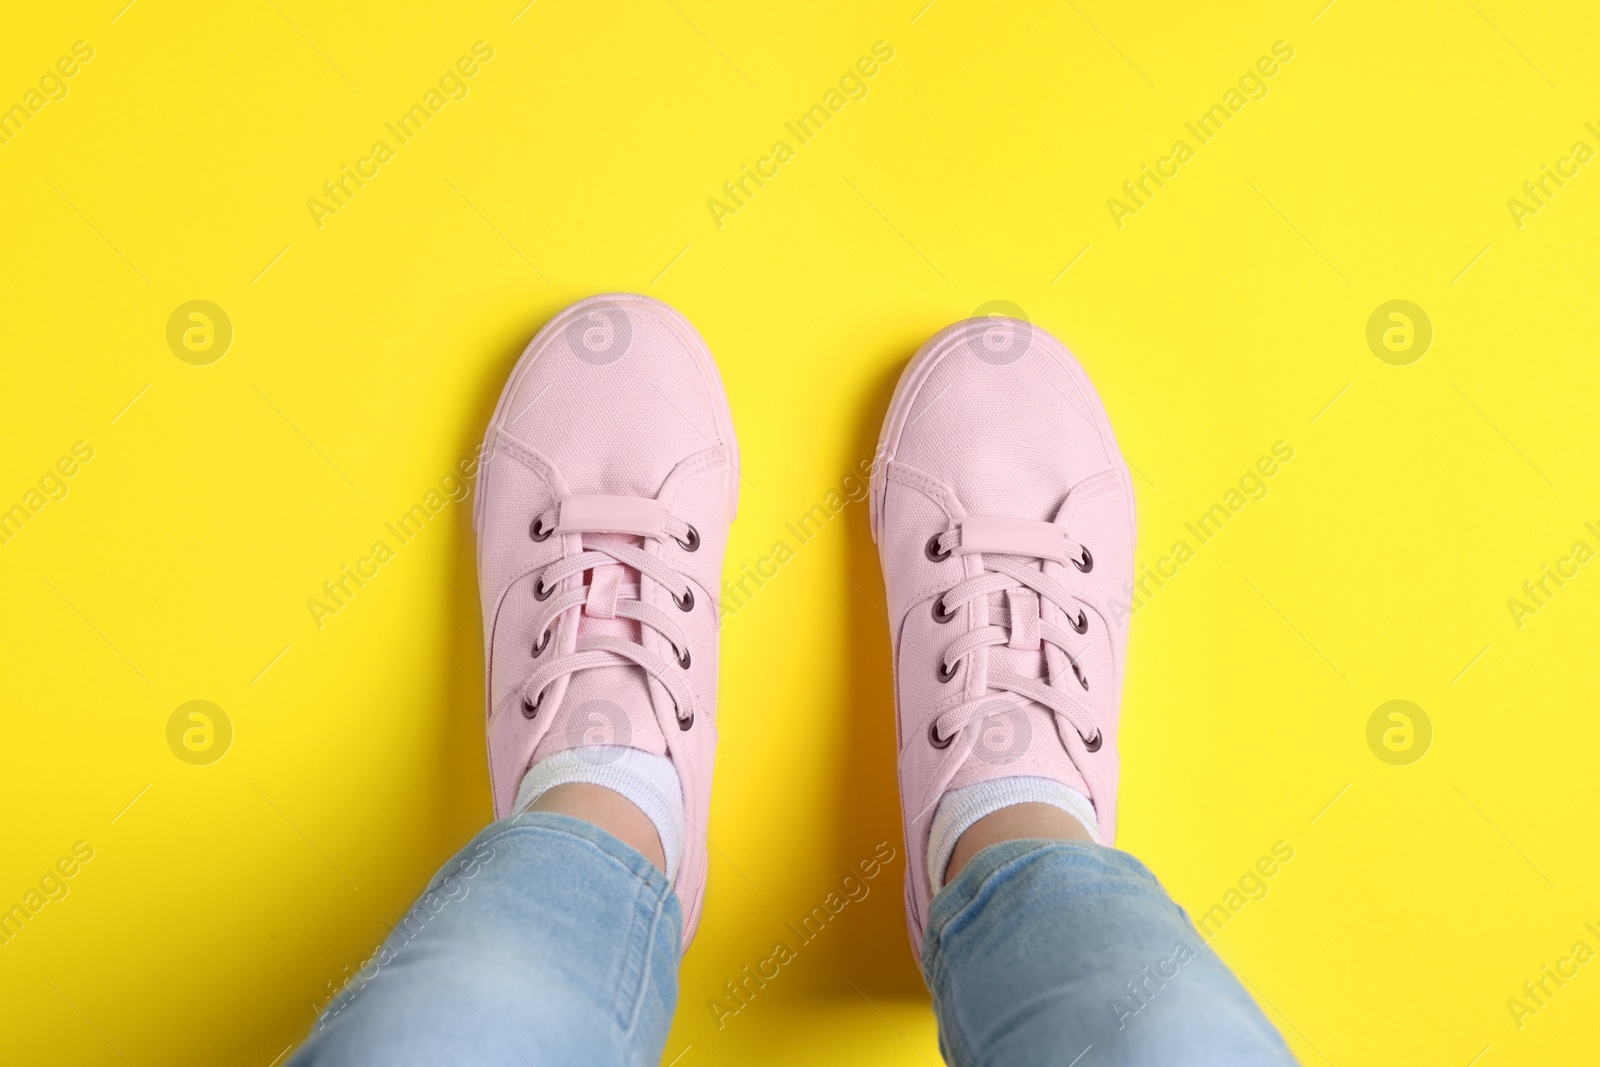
[531,630,550,657]
[677,646,691,669]
[925,533,952,562]
[1073,545,1094,573]
[1083,731,1102,753]
[533,578,554,601]
[932,596,957,624]
[521,693,542,719]
[1070,609,1088,634]
[937,660,960,683]
[529,516,553,542]
[674,588,694,612]
[676,708,694,731]
[674,525,700,552]
[1072,662,1089,690]
[928,720,954,749]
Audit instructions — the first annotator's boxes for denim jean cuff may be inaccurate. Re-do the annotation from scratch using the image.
[481,810,676,902]
[922,837,1119,974]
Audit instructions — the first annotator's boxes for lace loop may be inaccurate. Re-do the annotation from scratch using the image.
[531,499,700,555]
[922,521,1100,786]
[513,502,702,740]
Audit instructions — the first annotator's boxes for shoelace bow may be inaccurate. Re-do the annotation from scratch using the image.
[920,525,1101,808]
[517,504,701,731]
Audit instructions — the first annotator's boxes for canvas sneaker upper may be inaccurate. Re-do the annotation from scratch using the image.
[869,315,1136,953]
[474,293,738,946]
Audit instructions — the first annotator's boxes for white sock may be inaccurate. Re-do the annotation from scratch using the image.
[927,776,1099,889]
[514,747,686,881]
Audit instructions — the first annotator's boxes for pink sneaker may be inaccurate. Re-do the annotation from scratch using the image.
[474,293,738,946]
[869,315,1136,953]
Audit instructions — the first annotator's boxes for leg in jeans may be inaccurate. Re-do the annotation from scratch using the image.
[291,296,740,1065]
[869,319,1293,1065]
[290,813,679,1067]
[924,839,1297,1067]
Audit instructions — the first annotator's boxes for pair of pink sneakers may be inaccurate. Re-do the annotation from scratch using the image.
[473,295,1135,952]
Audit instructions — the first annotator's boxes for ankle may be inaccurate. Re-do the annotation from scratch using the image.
[526,783,668,874]
[943,802,1091,885]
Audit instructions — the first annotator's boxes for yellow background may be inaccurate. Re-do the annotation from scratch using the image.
[3,0,1598,1063]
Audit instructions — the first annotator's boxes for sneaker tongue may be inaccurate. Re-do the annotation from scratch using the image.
[986,567,1048,690]
[532,533,666,761]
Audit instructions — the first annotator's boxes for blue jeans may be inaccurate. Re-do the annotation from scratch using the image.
[289,814,1295,1066]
